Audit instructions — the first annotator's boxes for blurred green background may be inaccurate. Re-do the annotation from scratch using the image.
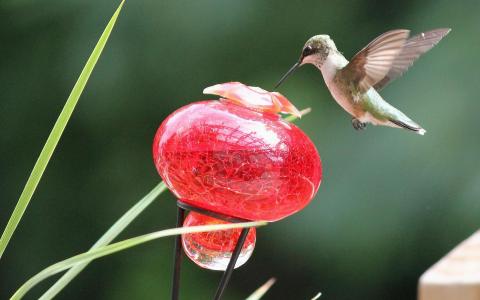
[1,0,479,299]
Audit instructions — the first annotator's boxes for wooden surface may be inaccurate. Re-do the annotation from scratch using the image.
[418,229,480,300]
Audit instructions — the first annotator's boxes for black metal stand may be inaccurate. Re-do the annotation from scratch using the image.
[171,206,185,300]
[213,227,249,300]
[171,200,251,300]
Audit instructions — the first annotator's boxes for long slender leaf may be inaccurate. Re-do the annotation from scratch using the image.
[11,221,267,300]
[40,181,167,300]
[245,278,276,300]
[0,0,125,260]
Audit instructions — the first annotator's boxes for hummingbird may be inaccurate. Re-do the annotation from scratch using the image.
[275,28,451,135]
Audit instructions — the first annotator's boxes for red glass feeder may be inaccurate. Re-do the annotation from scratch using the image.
[153,82,322,221]
[152,82,322,300]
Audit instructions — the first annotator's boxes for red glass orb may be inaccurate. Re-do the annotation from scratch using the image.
[182,212,256,270]
[153,99,322,221]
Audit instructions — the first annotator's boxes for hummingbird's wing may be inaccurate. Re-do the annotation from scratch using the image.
[373,28,451,90]
[340,29,410,93]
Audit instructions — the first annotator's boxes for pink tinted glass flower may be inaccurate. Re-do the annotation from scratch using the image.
[204,82,301,117]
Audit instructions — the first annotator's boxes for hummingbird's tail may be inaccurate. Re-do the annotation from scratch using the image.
[389,118,426,135]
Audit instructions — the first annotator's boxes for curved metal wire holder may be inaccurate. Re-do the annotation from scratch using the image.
[171,200,251,300]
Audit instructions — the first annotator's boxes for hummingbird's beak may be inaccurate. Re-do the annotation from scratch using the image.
[275,60,301,89]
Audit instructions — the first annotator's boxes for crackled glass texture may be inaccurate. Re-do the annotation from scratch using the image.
[153,100,322,221]
[181,212,256,270]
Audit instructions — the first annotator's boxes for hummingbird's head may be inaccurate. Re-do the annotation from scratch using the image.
[275,35,337,88]
[300,35,337,66]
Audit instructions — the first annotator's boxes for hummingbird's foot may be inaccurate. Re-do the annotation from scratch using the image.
[352,118,367,130]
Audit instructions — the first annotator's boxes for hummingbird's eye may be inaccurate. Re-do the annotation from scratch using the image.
[302,45,314,56]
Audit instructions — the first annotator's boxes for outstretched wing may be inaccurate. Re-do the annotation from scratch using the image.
[340,29,410,93]
[373,28,451,90]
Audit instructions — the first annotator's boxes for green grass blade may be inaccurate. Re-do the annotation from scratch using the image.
[283,107,312,122]
[11,221,267,300]
[0,0,125,260]
[40,181,167,300]
[245,278,276,300]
